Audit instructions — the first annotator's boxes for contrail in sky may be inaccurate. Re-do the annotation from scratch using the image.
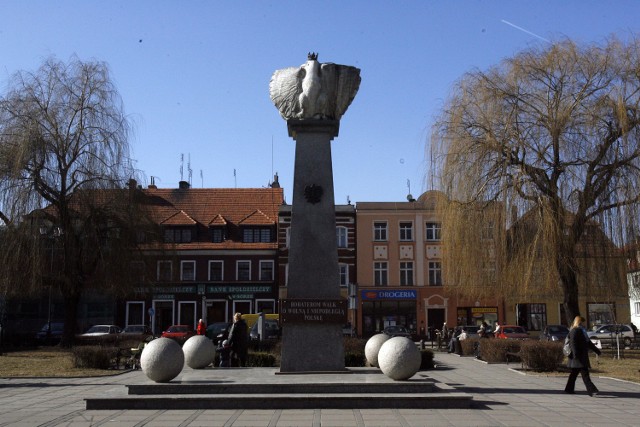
[501,19,550,43]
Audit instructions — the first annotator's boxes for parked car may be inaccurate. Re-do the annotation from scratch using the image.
[206,322,231,344]
[161,325,195,344]
[76,324,123,345]
[587,324,634,347]
[35,322,64,345]
[249,319,280,341]
[540,324,569,342]
[496,325,530,339]
[121,324,154,342]
[382,325,412,338]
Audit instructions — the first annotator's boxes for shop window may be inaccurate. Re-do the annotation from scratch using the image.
[400,261,414,286]
[237,261,251,281]
[587,303,615,327]
[374,262,388,286]
[209,260,223,281]
[181,261,196,281]
[516,303,546,331]
[428,261,442,286]
[374,222,388,241]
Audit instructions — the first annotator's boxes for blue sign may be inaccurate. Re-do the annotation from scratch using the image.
[361,289,417,300]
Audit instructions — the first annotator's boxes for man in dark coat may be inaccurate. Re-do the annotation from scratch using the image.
[565,315,601,396]
[227,312,249,367]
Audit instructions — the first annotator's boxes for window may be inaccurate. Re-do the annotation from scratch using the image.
[157,261,172,281]
[587,303,615,326]
[208,261,223,281]
[336,226,348,248]
[428,261,442,286]
[130,261,145,282]
[426,222,441,241]
[399,222,413,241]
[515,303,546,331]
[339,263,349,287]
[180,261,196,281]
[483,261,496,283]
[210,227,225,243]
[400,261,414,286]
[164,228,192,243]
[635,302,640,316]
[373,222,387,241]
[259,260,274,281]
[237,261,251,281]
[374,262,388,286]
[243,227,272,243]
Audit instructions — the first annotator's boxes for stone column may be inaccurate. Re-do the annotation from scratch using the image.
[279,119,345,372]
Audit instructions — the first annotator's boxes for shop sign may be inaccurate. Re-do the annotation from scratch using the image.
[471,307,497,314]
[134,286,196,294]
[154,294,174,300]
[207,285,271,294]
[280,299,347,323]
[361,290,417,300]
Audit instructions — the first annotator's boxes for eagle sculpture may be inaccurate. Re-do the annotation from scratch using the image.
[269,53,361,121]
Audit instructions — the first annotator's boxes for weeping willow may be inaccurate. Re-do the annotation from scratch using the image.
[432,37,640,323]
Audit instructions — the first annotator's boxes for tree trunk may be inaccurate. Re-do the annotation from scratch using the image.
[60,290,80,348]
[559,256,581,325]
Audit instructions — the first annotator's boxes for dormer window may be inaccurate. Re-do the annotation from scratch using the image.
[210,227,226,243]
[243,227,273,243]
[164,227,192,243]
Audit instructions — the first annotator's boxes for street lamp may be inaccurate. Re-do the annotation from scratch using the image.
[39,225,62,343]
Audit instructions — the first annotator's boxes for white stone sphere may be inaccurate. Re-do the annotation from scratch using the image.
[365,333,391,367]
[378,336,421,381]
[183,335,215,369]
[140,337,184,382]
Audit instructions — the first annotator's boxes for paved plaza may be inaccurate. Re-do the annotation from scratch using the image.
[0,352,639,426]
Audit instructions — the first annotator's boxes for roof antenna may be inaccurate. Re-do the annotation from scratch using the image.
[407,179,416,202]
[180,153,184,181]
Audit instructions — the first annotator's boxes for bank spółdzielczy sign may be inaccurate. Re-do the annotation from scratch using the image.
[280,299,347,324]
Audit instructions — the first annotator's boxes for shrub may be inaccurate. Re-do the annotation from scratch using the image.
[345,351,366,367]
[72,345,118,369]
[246,352,276,367]
[519,340,564,371]
[344,337,366,354]
[479,339,522,363]
[460,338,479,356]
[420,349,435,369]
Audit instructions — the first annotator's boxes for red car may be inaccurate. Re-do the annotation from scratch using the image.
[161,325,195,344]
[496,325,530,340]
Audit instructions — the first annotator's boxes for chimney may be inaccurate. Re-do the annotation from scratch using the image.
[179,180,190,190]
[270,173,280,188]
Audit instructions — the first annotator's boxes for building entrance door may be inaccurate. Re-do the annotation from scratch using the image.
[427,308,445,341]
[207,300,228,323]
[153,301,174,335]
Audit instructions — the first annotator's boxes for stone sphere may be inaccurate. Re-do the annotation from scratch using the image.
[140,337,184,383]
[183,335,215,369]
[378,336,421,381]
[365,333,391,367]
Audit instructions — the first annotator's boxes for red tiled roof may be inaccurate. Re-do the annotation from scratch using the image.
[143,187,284,227]
[238,209,275,225]
[161,210,197,226]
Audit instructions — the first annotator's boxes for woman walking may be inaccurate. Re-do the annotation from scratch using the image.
[564,315,601,396]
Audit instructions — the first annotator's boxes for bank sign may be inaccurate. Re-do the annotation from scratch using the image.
[361,290,417,300]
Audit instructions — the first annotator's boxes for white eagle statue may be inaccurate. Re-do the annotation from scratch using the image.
[269,53,361,121]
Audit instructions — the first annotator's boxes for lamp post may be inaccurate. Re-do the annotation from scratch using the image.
[39,225,62,343]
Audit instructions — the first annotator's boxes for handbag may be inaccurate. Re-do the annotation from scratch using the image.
[563,336,572,357]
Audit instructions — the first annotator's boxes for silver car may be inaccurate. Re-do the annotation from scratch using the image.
[587,324,634,347]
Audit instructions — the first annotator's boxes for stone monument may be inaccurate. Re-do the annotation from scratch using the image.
[270,53,360,372]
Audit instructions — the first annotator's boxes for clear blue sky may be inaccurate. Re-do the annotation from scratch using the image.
[1,1,638,203]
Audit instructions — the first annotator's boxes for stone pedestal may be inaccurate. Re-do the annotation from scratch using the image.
[280,119,346,372]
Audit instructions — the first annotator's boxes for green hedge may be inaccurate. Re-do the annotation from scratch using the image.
[72,345,119,369]
[477,339,522,363]
[519,340,564,371]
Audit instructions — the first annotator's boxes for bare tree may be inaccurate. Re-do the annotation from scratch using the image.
[0,57,149,346]
[432,38,640,324]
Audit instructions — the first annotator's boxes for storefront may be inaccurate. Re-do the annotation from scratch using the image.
[456,306,498,327]
[360,289,417,338]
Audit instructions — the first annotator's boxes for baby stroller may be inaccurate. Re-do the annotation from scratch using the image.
[126,337,153,370]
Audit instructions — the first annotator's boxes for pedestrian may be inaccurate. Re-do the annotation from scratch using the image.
[494,321,501,336]
[217,339,232,367]
[196,319,206,335]
[564,315,601,396]
[227,312,249,367]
